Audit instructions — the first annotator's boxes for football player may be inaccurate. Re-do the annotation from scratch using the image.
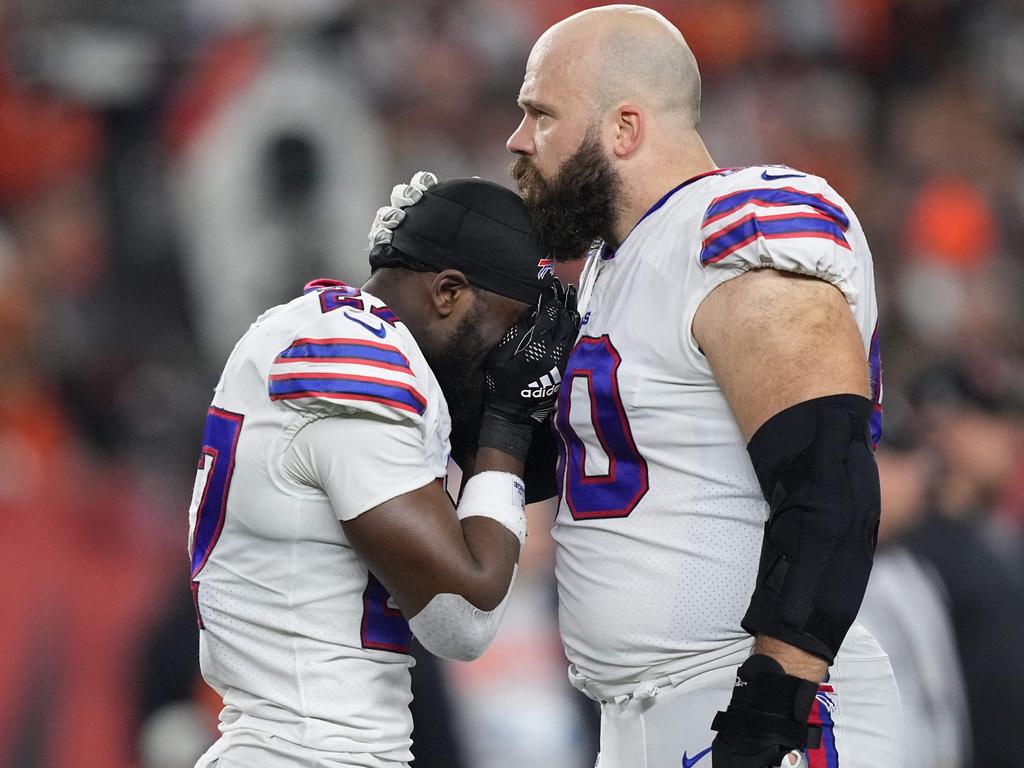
[504,6,901,768]
[187,176,579,768]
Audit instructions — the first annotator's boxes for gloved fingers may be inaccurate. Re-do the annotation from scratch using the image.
[390,171,438,207]
[555,301,581,342]
[532,286,563,338]
[551,276,567,305]
[410,170,438,190]
[563,283,578,314]
[372,206,405,234]
[550,278,579,314]
[367,206,407,248]
[550,282,581,337]
[378,206,405,228]
[390,183,423,207]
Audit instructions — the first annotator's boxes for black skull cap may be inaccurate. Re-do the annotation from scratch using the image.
[389,178,553,304]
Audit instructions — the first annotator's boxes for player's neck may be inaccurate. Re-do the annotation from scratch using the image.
[360,271,441,356]
[361,272,418,334]
[611,133,716,247]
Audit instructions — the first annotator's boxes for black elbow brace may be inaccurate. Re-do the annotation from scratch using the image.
[742,394,881,662]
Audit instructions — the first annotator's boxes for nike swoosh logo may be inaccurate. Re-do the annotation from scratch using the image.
[344,311,387,338]
[761,170,806,180]
[682,747,711,768]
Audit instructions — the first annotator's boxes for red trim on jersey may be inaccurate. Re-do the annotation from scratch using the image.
[275,337,411,367]
[270,391,424,415]
[272,356,411,373]
[269,370,425,402]
[702,186,847,229]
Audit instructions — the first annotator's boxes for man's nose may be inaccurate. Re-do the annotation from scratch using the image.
[506,117,534,155]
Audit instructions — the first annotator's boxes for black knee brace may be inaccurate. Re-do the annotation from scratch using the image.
[742,394,881,662]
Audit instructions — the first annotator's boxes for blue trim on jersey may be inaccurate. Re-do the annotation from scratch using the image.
[700,214,850,265]
[269,376,426,415]
[601,169,733,260]
[190,408,244,577]
[371,306,400,326]
[868,325,883,447]
[818,698,841,768]
[704,188,850,230]
[639,169,734,228]
[278,341,409,369]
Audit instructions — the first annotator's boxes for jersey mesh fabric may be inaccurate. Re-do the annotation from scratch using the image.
[552,166,880,686]
[187,285,449,762]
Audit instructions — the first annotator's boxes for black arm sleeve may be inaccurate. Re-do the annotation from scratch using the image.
[742,394,881,662]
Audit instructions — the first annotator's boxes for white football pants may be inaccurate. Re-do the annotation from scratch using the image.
[194,728,409,768]
[574,623,903,768]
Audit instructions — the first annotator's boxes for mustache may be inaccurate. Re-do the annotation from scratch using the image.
[510,156,542,197]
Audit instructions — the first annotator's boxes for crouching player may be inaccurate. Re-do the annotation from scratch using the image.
[187,175,579,767]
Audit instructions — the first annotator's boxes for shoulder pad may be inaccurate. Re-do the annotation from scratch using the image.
[269,290,425,421]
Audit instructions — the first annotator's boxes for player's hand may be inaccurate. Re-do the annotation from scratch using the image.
[485,279,579,425]
[710,655,821,768]
[367,171,438,248]
[477,279,579,462]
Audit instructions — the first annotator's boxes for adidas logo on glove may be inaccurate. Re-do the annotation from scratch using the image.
[521,367,563,398]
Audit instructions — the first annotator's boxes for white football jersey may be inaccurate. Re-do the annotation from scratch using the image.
[552,166,882,686]
[187,280,450,764]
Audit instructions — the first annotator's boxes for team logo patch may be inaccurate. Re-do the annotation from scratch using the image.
[537,258,554,279]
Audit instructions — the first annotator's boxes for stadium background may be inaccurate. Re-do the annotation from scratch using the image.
[1,0,1023,766]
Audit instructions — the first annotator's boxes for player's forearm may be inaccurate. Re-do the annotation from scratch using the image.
[406,451,526,660]
[473,445,525,476]
[455,516,520,610]
[753,634,828,683]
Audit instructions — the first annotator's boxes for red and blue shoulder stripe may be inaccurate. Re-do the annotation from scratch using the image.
[269,371,426,415]
[700,186,851,266]
[275,337,412,372]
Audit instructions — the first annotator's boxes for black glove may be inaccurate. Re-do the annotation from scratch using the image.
[521,420,560,502]
[478,280,579,462]
[710,655,821,768]
[449,416,561,503]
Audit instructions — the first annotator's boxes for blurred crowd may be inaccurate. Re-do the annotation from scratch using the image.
[1,0,1023,767]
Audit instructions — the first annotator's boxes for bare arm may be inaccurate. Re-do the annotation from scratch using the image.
[693,268,870,681]
[342,446,524,618]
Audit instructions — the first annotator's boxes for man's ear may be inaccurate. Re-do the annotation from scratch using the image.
[430,269,473,318]
[612,103,643,159]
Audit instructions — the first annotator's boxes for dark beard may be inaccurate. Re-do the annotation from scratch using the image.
[510,128,621,262]
[429,301,489,429]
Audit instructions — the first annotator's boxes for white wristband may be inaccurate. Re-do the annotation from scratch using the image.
[456,471,527,548]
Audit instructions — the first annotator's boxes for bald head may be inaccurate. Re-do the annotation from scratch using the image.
[534,5,701,129]
[508,4,715,251]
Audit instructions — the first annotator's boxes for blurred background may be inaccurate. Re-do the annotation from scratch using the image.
[1,0,1023,766]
